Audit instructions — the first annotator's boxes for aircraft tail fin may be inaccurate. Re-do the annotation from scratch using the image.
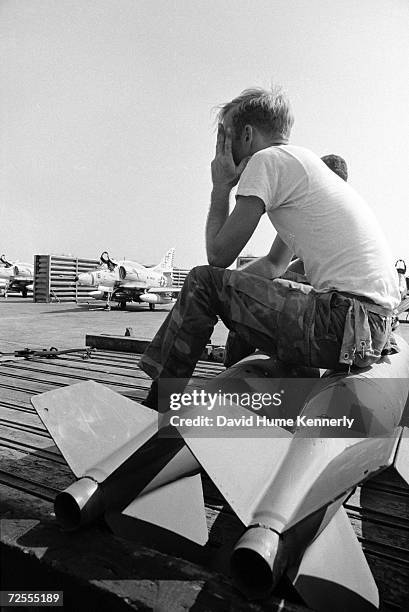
[153,248,175,272]
[287,506,379,611]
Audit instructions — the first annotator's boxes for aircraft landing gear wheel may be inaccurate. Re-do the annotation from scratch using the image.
[149,303,155,311]
[22,288,28,298]
[120,301,127,310]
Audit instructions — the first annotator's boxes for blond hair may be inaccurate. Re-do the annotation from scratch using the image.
[217,85,294,139]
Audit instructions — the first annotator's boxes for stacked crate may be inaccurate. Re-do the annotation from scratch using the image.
[172,268,190,287]
[33,255,100,303]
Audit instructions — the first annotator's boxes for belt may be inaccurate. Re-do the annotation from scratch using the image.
[338,292,393,318]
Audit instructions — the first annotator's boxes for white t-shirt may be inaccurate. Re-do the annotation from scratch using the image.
[237,145,400,310]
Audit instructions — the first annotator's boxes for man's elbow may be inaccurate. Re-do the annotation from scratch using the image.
[207,248,234,268]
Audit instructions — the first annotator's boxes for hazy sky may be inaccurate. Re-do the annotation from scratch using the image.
[1,0,408,268]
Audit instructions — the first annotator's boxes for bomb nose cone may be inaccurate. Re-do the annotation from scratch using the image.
[231,527,285,599]
[77,272,93,286]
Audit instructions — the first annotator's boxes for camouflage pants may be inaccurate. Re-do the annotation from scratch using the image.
[139,265,355,388]
[224,268,310,367]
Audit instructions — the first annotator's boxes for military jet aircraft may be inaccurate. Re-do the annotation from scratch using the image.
[0,255,34,297]
[395,259,408,299]
[0,261,8,295]
[75,251,119,309]
[32,335,409,611]
[76,248,180,310]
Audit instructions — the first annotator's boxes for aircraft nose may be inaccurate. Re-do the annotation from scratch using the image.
[0,268,12,279]
[77,272,94,286]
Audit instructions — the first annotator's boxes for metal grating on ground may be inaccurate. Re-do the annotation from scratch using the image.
[0,349,408,611]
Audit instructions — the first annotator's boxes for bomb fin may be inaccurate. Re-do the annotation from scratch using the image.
[393,426,409,484]
[106,473,208,546]
[31,380,157,477]
[177,403,292,526]
[287,506,379,611]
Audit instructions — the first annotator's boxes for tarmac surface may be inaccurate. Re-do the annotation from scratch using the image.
[0,295,408,355]
[1,296,408,611]
[0,296,229,354]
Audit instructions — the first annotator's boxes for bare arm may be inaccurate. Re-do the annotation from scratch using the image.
[206,193,265,267]
[206,124,261,267]
[240,234,293,279]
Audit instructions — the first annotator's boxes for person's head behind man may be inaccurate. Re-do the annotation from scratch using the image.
[218,86,294,164]
[321,154,348,182]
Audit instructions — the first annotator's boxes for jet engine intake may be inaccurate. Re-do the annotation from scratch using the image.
[119,265,139,281]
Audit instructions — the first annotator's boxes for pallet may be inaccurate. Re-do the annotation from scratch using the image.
[85,333,226,362]
[0,349,408,611]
